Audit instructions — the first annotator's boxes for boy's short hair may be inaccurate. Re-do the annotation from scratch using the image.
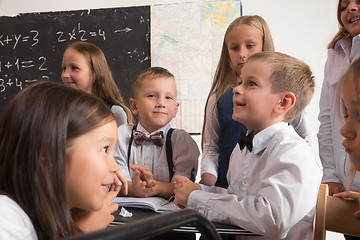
[132,67,175,98]
[247,52,315,122]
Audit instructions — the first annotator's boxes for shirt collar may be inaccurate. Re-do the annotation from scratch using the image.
[252,122,288,154]
[335,37,351,57]
[137,123,171,135]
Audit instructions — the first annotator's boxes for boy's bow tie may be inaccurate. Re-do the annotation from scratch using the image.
[238,131,254,152]
[133,130,164,147]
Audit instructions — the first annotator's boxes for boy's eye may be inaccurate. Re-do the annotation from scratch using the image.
[147,94,156,98]
[101,146,109,153]
[165,96,173,100]
[248,81,257,87]
[238,81,243,86]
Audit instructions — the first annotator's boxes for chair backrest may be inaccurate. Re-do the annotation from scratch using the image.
[314,184,360,240]
[60,209,221,240]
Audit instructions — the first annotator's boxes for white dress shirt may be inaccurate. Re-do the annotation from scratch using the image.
[0,195,37,240]
[201,91,316,178]
[318,34,360,189]
[114,123,199,182]
[111,105,128,127]
[189,122,323,240]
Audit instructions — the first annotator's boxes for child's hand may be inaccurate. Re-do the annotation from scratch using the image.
[199,173,217,186]
[130,164,156,188]
[115,168,128,195]
[173,175,201,208]
[74,189,119,233]
[333,191,360,218]
[325,182,345,196]
[131,169,159,197]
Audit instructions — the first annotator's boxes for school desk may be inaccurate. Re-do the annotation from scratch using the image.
[111,207,260,236]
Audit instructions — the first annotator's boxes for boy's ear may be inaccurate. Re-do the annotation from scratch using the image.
[129,98,139,115]
[274,92,296,114]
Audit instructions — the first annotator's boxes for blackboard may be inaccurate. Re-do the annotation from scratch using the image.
[0,6,150,115]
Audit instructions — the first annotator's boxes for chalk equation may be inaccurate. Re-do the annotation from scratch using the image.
[0,6,150,114]
[1,21,146,50]
[0,57,47,72]
[0,30,39,49]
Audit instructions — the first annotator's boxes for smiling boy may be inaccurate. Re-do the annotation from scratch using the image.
[173,52,323,240]
[114,67,199,200]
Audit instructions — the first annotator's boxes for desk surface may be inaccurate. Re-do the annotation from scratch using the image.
[111,207,259,236]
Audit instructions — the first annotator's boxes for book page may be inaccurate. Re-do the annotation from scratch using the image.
[113,197,181,213]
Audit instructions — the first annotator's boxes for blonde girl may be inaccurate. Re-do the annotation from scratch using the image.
[333,58,360,221]
[201,15,314,187]
[62,41,133,126]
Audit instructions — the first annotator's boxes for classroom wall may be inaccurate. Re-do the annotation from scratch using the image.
[1,0,339,160]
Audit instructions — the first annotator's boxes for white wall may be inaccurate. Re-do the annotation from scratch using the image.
[242,0,339,159]
[1,0,339,157]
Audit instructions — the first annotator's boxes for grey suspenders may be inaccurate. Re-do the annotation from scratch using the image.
[127,126,195,182]
[127,126,175,180]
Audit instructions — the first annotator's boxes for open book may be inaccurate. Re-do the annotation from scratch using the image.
[113,197,181,214]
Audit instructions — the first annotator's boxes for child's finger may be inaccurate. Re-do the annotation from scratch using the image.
[108,202,119,214]
[139,169,156,188]
[333,191,359,200]
[173,175,188,184]
[129,164,142,171]
[115,169,128,195]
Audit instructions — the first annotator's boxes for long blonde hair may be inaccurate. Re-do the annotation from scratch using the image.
[66,41,133,124]
[201,15,275,148]
[328,0,352,49]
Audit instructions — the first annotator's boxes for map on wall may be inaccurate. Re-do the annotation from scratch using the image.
[151,1,241,133]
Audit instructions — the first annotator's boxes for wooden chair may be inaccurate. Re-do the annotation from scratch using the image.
[314,184,360,240]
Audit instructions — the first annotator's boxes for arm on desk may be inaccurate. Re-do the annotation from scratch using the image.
[60,209,221,240]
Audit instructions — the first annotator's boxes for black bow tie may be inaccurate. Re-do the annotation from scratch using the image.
[238,131,254,152]
[133,130,164,147]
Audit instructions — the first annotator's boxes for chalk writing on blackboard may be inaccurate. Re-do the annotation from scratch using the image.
[0,6,150,115]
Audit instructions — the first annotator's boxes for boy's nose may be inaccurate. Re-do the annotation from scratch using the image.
[233,85,243,95]
[156,98,165,107]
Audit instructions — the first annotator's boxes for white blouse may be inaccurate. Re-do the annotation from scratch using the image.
[318,34,360,189]
[0,195,37,240]
[111,105,128,127]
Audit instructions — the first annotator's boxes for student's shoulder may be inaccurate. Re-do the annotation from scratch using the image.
[0,195,37,239]
[111,104,126,114]
[170,128,196,142]
[117,123,134,136]
[272,125,311,151]
[0,195,30,223]
[170,128,191,137]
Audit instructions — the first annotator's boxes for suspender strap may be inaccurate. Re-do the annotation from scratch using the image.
[127,126,175,182]
[166,128,175,181]
[127,125,136,171]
